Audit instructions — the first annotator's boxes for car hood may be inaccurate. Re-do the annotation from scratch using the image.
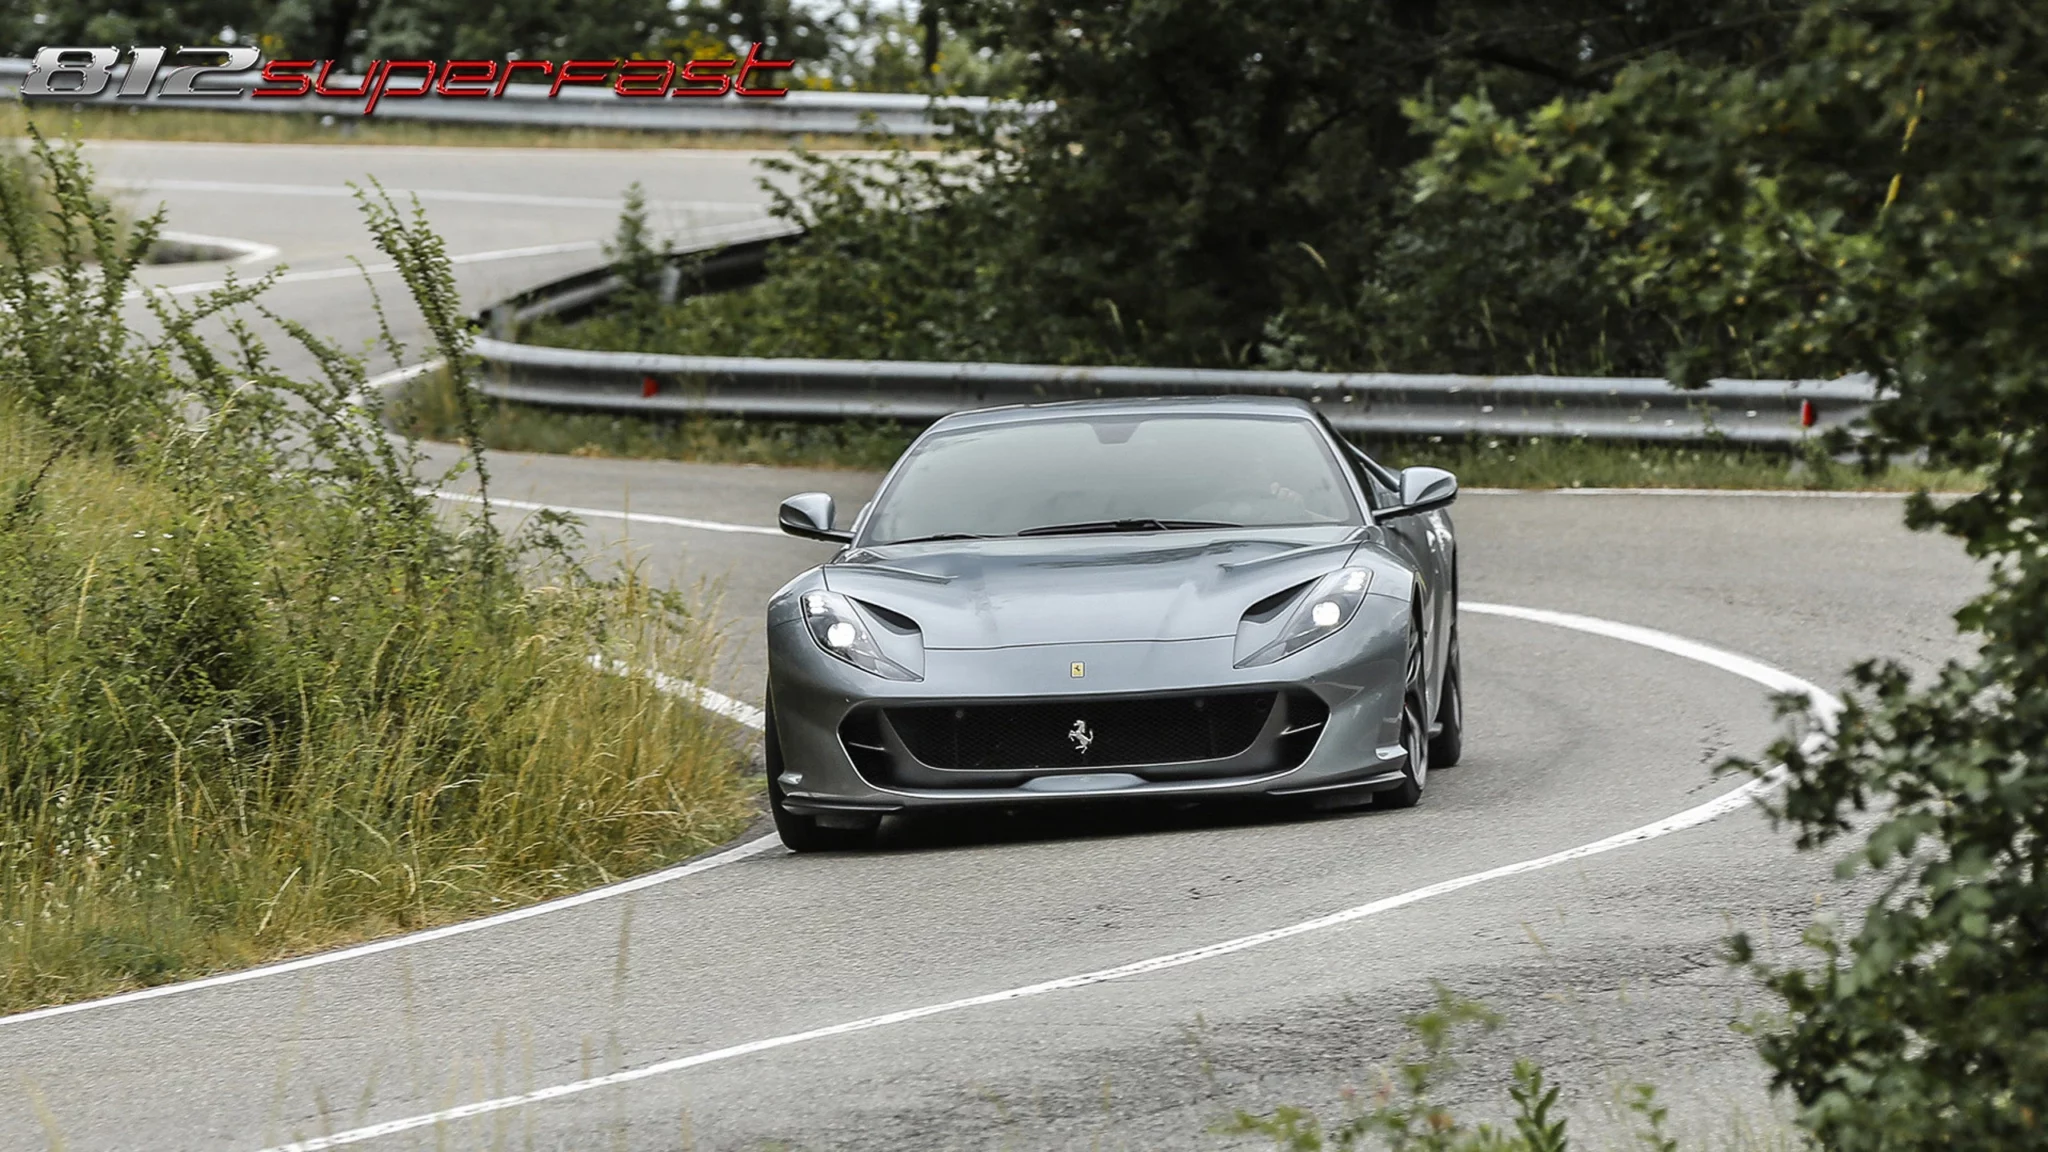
[824,526,1380,649]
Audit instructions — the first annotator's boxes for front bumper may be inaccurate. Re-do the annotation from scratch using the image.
[766,594,1414,815]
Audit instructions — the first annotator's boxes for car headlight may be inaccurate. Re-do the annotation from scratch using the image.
[1235,567,1373,667]
[802,590,920,681]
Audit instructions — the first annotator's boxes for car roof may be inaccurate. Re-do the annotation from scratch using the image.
[923,394,1324,433]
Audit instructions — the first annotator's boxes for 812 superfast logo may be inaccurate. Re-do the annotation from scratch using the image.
[21,46,796,115]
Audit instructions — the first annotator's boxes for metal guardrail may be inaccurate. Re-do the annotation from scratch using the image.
[483,224,803,331]
[472,339,1871,443]
[465,234,1873,445]
[1,57,1029,135]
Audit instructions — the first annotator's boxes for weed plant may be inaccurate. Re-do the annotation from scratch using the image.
[0,133,753,1014]
[1228,988,1681,1152]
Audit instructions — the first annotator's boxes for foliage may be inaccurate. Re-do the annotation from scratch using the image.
[532,1,1805,373]
[597,181,673,348]
[3,0,1018,94]
[1418,1,2048,1147]
[789,1,1028,96]
[1229,987,1681,1152]
[0,133,751,1012]
[528,147,1029,361]
[672,0,1028,93]
[941,0,1804,372]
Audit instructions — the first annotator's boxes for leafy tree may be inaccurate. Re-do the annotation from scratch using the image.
[7,2,267,54]
[666,0,843,68]
[953,0,1809,369]
[5,0,988,90]
[588,0,1802,369]
[253,0,376,61]
[1420,1,2048,1146]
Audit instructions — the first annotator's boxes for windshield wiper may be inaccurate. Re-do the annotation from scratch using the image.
[882,531,1004,545]
[1015,518,1242,537]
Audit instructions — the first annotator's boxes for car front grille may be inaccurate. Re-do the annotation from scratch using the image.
[882,690,1280,772]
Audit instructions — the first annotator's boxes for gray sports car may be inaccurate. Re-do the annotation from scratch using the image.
[763,395,1462,851]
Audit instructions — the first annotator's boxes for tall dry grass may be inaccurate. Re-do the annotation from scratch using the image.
[0,131,753,1014]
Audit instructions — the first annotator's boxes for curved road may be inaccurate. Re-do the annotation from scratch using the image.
[1,141,1982,1152]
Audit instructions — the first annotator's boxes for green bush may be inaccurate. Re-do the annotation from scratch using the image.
[0,134,752,1013]
[531,2,1802,376]
[1420,0,2048,1146]
[527,146,1030,362]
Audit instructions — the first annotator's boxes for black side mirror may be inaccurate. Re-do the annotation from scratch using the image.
[778,492,853,543]
[1382,466,1458,519]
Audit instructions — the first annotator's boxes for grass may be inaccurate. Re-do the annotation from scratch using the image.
[393,367,1980,491]
[5,100,883,152]
[0,415,754,1009]
[0,131,756,1015]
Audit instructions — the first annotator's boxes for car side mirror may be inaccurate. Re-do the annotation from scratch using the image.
[1383,466,1458,519]
[778,492,853,543]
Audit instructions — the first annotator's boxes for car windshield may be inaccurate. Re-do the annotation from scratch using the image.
[861,413,1361,545]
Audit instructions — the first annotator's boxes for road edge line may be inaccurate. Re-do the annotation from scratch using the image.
[248,600,1841,1152]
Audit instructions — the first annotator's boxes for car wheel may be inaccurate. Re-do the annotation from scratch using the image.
[764,692,876,853]
[1375,623,1428,810]
[1429,625,1464,768]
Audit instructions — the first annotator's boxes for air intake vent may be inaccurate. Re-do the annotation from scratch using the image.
[884,691,1279,771]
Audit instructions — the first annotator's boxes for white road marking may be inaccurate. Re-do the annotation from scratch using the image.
[428,489,785,537]
[154,229,282,265]
[359,359,441,398]
[591,655,768,730]
[0,839,781,1031]
[103,177,758,213]
[249,601,1842,1152]
[142,216,784,298]
[141,238,603,298]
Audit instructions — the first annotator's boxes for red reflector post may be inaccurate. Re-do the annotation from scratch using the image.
[1800,399,1816,428]
[642,375,659,398]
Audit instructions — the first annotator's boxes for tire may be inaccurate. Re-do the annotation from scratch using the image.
[1374,622,1429,810]
[764,693,876,853]
[1429,626,1464,769]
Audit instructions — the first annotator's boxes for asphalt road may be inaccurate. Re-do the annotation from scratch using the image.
[1,141,1986,1152]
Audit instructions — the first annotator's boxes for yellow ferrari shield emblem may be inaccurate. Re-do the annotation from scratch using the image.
[1071,661,1085,678]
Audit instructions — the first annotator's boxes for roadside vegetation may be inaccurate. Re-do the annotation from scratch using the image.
[4,1,1024,96]
[0,134,753,1015]
[1223,989,1695,1152]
